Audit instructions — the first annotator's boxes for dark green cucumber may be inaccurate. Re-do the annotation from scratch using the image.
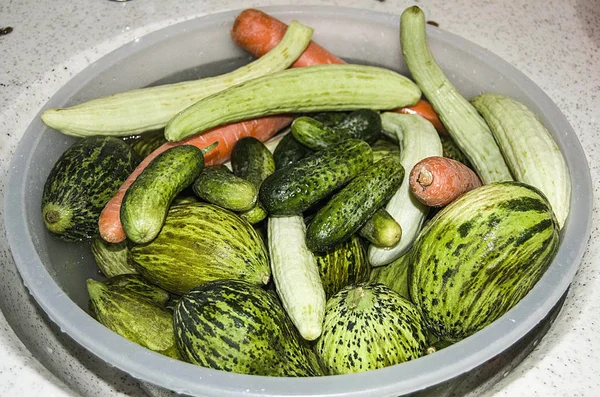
[291,116,351,151]
[369,252,410,300]
[315,283,427,374]
[41,136,137,241]
[104,274,171,307]
[121,145,205,244]
[273,132,314,170]
[130,202,270,295]
[260,139,373,215]
[359,208,402,248]
[192,165,257,212]
[87,278,180,359]
[311,111,348,126]
[174,279,324,376]
[306,156,405,252]
[314,235,370,299]
[231,137,276,223]
[371,139,401,163]
[334,109,382,144]
[90,237,137,278]
[410,181,560,341]
[128,129,167,159]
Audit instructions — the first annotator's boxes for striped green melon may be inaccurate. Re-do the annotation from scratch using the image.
[174,279,324,376]
[410,181,560,341]
[316,283,427,374]
[369,252,411,300]
[314,235,370,299]
[129,202,270,295]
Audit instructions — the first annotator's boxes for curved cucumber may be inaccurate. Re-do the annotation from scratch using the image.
[121,145,205,243]
[41,21,314,137]
[260,139,373,215]
[165,64,422,141]
[368,113,442,267]
[306,156,405,252]
[400,6,512,184]
[192,165,257,212]
[471,93,571,228]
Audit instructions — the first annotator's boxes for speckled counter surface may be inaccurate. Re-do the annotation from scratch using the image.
[1,0,598,396]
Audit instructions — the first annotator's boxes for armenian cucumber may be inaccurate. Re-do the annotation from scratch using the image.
[41,21,314,137]
[368,113,442,267]
[273,132,314,169]
[260,139,373,215]
[359,208,402,248]
[121,145,205,244]
[165,64,422,141]
[471,93,571,228]
[400,6,512,184]
[192,165,257,212]
[306,156,405,252]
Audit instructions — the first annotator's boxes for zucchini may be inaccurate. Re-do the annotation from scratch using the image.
[306,156,405,252]
[400,6,512,184]
[368,113,442,267]
[471,93,571,228]
[359,208,402,248]
[121,145,205,244]
[41,21,315,137]
[260,139,372,215]
[192,165,257,212]
[273,132,314,169]
[165,64,422,141]
[268,215,325,340]
[90,237,136,278]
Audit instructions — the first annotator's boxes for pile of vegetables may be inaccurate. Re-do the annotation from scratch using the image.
[40,6,570,377]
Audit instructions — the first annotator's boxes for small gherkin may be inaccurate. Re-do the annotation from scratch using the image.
[87,279,179,359]
[316,283,427,374]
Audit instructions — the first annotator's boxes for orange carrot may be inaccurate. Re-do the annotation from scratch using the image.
[98,115,292,243]
[409,156,482,207]
[231,8,446,133]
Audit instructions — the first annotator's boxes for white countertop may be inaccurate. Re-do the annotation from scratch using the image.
[1,0,599,396]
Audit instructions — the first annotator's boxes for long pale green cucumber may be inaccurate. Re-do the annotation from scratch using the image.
[400,6,512,184]
[471,93,571,228]
[165,64,422,141]
[41,21,314,137]
[368,113,442,267]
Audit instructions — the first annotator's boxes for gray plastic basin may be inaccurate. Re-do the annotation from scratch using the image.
[3,5,592,397]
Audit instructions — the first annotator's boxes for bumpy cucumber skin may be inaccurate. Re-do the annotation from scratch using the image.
[306,156,405,252]
[273,133,314,169]
[121,145,205,244]
[335,109,382,144]
[192,165,257,212]
[260,139,373,216]
[291,116,350,151]
[359,208,402,248]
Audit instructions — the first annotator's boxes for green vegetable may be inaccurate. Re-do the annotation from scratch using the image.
[315,283,427,374]
[130,202,270,295]
[41,21,315,137]
[272,132,314,169]
[260,139,372,215]
[121,145,206,244]
[128,129,167,159]
[90,237,136,278]
[307,156,405,252]
[192,165,257,212]
[165,64,421,141]
[174,279,324,376]
[291,116,349,151]
[359,208,402,248]
[369,252,410,300]
[440,134,472,169]
[41,136,137,241]
[400,6,512,184]
[333,109,382,144]
[471,93,571,228]
[410,182,560,341]
[371,139,401,163]
[104,274,171,307]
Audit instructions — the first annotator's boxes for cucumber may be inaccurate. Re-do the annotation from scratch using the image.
[306,156,405,252]
[128,129,167,159]
[291,116,350,151]
[334,109,382,144]
[410,181,560,341]
[260,139,373,215]
[471,93,571,228]
[371,139,401,163]
[41,21,314,137]
[231,137,276,223]
[369,252,411,300]
[268,215,325,340]
[121,145,205,244]
[192,165,257,212]
[273,132,314,169]
[130,202,270,295]
[359,208,402,248]
[400,6,512,184]
[165,64,422,141]
[90,237,137,278]
[315,283,427,374]
[368,113,442,266]
[174,279,324,376]
[41,136,137,241]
